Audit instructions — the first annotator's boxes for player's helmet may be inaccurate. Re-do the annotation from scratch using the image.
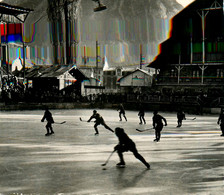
[153,111,158,115]
[93,110,97,113]
[115,127,124,136]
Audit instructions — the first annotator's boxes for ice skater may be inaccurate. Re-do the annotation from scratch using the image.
[117,103,127,121]
[176,110,186,127]
[152,111,167,142]
[114,127,150,169]
[41,107,54,136]
[217,108,224,136]
[87,110,114,135]
[138,104,146,124]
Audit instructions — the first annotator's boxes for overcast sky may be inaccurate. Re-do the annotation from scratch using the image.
[0,0,197,67]
[0,0,196,7]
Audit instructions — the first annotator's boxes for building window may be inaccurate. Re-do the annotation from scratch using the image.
[170,69,177,77]
[193,70,199,78]
[111,71,116,76]
[117,69,121,76]
[217,69,223,78]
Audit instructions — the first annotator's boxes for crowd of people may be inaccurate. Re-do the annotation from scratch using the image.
[1,79,223,112]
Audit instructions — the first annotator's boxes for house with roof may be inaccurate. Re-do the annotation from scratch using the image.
[117,68,152,93]
[24,65,87,96]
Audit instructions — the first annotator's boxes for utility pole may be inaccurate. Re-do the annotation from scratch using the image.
[23,42,26,83]
[197,1,222,84]
[140,44,143,69]
[175,55,183,84]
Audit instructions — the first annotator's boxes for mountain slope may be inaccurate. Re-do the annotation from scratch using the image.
[0,0,184,67]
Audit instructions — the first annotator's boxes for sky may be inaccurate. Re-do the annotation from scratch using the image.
[0,0,196,7]
[176,0,195,7]
[0,0,197,67]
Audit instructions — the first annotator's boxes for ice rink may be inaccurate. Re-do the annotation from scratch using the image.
[0,108,224,195]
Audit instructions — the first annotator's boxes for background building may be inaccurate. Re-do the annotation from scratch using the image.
[148,0,224,109]
[118,68,152,93]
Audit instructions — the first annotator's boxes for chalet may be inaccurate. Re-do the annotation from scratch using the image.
[117,68,152,93]
[24,65,87,96]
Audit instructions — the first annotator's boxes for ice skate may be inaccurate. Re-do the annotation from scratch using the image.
[145,163,150,169]
[116,162,125,168]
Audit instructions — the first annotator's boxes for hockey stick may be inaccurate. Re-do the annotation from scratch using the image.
[185,117,196,121]
[54,121,66,124]
[136,127,154,132]
[79,117,90,122]
[79,117,96,123]
[101,150,116,166]
[79,117,85,122]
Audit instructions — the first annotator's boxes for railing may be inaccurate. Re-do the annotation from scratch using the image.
[157,76,224,85]
[210,97,224,107]
[127,94,201,105]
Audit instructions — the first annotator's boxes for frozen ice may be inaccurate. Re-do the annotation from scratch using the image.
[0,109,223,194]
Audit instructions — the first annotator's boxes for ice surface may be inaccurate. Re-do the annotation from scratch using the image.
[0,109,223,194]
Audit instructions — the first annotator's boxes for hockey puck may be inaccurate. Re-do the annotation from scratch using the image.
[102,168,107,170]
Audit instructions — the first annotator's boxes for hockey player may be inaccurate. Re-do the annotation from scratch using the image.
[152,111,167,142]
[41,107,55,136]
[87,110,114,135]
[138,104,146,124]
[217,108,224,136]
[177,110,186,127]
[114,127,150,169]
[117,104,127,121]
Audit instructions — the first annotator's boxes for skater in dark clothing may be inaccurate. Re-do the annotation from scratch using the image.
[117,104,127,121]
[176,110,186,127]
[114,127,150,169]
[152,111,167,142]
[138,104,146,124]
[41,107,54,136]
[217,108,224,136]
[87,110,114,135]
